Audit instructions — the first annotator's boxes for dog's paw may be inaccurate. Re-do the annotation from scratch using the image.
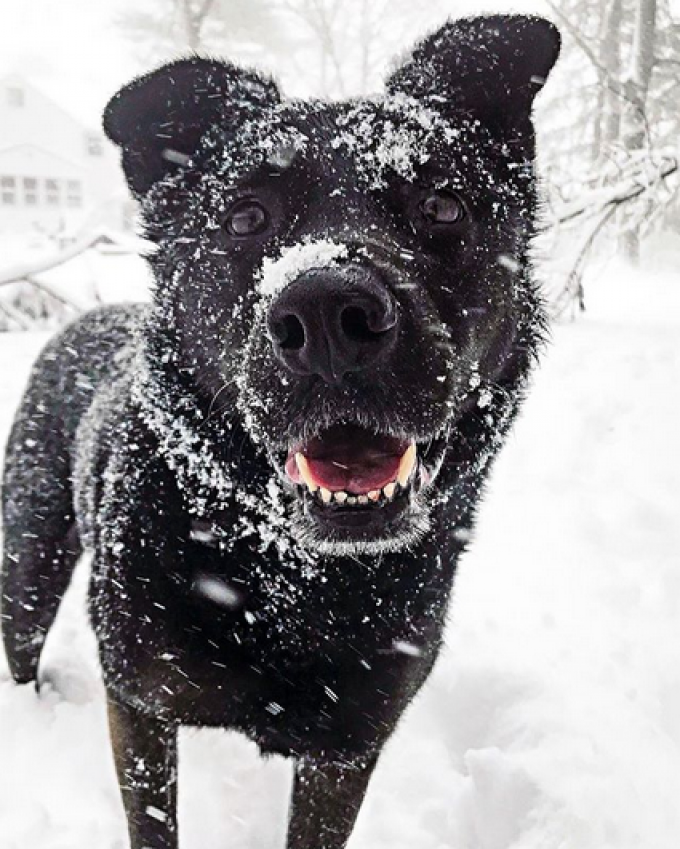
[0,670,30,689]
[1,665,39,689]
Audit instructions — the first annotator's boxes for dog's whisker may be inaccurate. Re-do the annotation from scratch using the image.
[200,382,234,428]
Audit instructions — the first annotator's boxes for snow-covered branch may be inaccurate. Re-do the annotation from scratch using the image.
[551,152,678,226]
[0,230,146,289]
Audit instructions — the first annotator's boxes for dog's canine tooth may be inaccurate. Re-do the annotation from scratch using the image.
[295,453,318,492]
[320,487,332,504]
[383,482,397,500]
[396,443,417,488]
[335,491,348,504]
[368,490,381,502]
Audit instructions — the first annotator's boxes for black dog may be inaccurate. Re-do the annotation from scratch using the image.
[1,15,559,849]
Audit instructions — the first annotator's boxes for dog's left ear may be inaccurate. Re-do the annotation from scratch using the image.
[104,58,281,196]
[387,15,560,133]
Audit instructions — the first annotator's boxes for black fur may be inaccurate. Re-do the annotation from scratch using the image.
[1,16,559,849]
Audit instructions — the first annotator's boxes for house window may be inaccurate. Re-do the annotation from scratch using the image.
[45,178,60,206]
[86,133,103,157]
[66,179,83,208]
[23,177,38,206]
[1,176,17,205]
[7,86,25,107]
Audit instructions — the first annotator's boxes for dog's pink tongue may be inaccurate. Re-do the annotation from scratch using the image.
[306,454,402,494]
[285,425,409,495]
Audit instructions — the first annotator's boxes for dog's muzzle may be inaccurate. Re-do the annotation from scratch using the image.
[239,247,451,550]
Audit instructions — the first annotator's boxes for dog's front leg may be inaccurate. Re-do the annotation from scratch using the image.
[107,697,179,849]
[286,754,378,849]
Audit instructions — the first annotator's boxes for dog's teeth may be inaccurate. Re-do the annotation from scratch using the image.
[368,490,381,502]
[334,491,348,504]
[320,487,332,504]
[383,482,397,500]
[358,495,369,505]
[347,496,357,505]
[295,453,318,493]
[396,443,417,488]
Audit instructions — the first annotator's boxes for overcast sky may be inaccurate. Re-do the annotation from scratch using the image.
[0,0,545,131]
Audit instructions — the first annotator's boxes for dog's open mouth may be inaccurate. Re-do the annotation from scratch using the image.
[283,424,437,513]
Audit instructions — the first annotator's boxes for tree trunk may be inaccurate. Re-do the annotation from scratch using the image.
[620,0,657,264]
[180,0,216,50]
[181,0,200,49]
[599,0,624,158]
[359,0,371,94]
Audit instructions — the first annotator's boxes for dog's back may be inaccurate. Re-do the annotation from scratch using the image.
[1,304,141,683]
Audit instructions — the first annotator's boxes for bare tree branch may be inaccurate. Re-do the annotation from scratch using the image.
[553,154,677,226]
[0,231,146,289]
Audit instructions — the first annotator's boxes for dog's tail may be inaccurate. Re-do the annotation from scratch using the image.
[2,306,140,685]
[1,333,84,685]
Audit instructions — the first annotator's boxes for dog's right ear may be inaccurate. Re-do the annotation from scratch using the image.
[387,16,560,135]
[104,58,281,196]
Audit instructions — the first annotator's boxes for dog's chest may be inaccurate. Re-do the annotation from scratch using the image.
[97,518,448,736]
[183,520,442,655]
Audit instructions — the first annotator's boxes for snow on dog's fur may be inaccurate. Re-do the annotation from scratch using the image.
[1,16,560,849]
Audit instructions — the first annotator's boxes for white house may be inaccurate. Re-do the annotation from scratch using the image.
[0,75,131,237]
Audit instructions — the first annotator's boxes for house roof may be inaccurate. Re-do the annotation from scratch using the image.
[0,73,102,136]
[0,142,85,172]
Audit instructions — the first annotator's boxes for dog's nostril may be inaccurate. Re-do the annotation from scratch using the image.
[272,314,305,350]
[341,305,396,342]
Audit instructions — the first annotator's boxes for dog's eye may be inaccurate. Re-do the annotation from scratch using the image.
[224,200,269,237]
[419,190,466,225]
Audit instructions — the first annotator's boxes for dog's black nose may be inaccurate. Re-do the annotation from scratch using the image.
[267,267,399,385]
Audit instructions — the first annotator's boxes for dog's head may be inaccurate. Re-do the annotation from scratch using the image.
[105,16,560,556]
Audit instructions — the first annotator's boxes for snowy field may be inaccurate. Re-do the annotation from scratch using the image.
[0,263,679,849]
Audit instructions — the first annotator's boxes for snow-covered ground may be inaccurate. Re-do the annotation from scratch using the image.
[0,262,679,849]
